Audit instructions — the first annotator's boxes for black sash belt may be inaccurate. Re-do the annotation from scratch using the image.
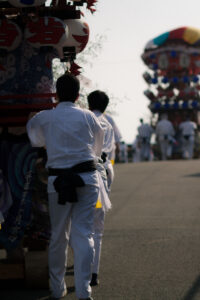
[183,135,190,140]
[48,160,96,205]
[164,135,169,140]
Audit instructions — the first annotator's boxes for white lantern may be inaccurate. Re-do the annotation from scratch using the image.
[179,53,190,68]
[25,17,69,50]
[158,54,169,69]
[0,19,22,51]
[8,0,46,7]
[62,19,89,54]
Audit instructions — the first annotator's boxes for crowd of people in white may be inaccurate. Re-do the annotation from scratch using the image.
[118,113,198,163]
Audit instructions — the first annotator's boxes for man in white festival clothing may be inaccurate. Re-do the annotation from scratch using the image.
[26,73,104,300]
[87,90,115,287]
[179,115,197,159]
[104,113,122,164]
[137,118,154,161]
[155,113,175,160]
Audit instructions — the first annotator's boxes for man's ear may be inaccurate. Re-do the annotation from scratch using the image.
[55,93,59,102]
[75,94,79,102]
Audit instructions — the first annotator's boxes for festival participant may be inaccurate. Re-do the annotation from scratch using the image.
[137,118,154,161]
[87,90,115,286]
[132,135,141,163]
[27,73,104,300]
[104,113,122,163]
[155,113,175,160]
[179,115,197,159]
[119,141,128,163]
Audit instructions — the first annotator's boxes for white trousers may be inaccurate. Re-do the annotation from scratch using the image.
[48,180,99,299]
[181,136,194,159]
[105,161,114,193]
[92,207,105,274]
[140,142,151,161]
[132,148,141,163]
[159,140,172,160]
[91,162,112,275]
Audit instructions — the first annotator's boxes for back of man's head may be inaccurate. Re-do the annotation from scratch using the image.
[161,113,168,120]
[87,90,109,113]
[56,73,80,102]
[185,114,191,121]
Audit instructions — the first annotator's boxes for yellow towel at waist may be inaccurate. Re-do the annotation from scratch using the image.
[96,199,102,208]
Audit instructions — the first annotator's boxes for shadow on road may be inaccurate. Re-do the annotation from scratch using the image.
[182,275,200,300]
[184,173,200,177]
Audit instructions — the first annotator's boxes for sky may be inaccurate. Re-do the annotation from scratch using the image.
[78,0,200,144]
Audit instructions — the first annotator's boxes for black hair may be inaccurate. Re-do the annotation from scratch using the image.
[87,90,109,113]
[56,73,80,102]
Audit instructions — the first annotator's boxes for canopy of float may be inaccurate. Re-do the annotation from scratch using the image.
[145,27,200,50]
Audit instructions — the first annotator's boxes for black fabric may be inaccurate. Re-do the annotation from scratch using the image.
[183,135,190,140]
[101,152,107,163]
[48,160,96,205]
[142,137,148,144]
[164,135,169,140]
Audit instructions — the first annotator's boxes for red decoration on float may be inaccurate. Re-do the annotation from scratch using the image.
[87,0,97,12]
[25,17,67,47]
[70,62,81,76]
[0,19,22,50]
[169,27,186,40]
[72,23,89,52]
[63,19,89,54]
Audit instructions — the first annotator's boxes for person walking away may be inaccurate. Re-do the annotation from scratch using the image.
[132,135,141,162]
[155,114,175,160]
[87,90,115,286]
[104,113,122,164]
[137,118,154,161]
[179,116,197,159]
[119,141,128,163]
[27,73,104,300]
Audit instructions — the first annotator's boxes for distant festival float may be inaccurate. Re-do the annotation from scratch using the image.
[142,27,200,157]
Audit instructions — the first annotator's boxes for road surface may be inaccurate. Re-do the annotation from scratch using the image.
[1,160,200,300]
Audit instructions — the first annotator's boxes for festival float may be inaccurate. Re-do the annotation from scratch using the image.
[0,0,96,287]
[142,27,200,158]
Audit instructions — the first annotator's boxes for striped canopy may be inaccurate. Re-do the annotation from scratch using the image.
[145,27,200,50]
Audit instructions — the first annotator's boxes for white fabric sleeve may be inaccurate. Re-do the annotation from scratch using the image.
[93,120,104,158]
[26,112,45,147]
[83,110,104,158]
[103,126,115,155]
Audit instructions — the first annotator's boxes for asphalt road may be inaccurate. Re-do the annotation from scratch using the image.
[2,160,200,300]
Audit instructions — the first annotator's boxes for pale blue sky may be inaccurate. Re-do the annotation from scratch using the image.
[80,0,200,143]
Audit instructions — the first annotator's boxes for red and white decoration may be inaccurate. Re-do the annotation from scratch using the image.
[63,19,89,54]
[25,17,69,50]
[0,19,22,51]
